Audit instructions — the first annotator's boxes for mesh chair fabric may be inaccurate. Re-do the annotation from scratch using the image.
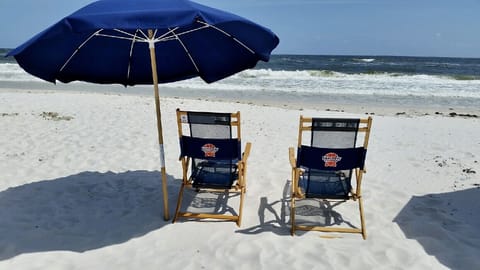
[187,111,232,139]
[300,118,362,199]
[183,111,238,189]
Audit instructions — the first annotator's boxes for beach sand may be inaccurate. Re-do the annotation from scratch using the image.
[1,88,479,269]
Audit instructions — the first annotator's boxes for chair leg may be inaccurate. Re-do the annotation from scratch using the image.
[290,169,297,236]
[359,197,367,240]
[290,196,296,236]
[173,183,186,223]
[237,187,246,227]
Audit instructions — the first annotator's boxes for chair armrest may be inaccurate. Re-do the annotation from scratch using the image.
[289,147,296,169]
[237,142,252,189]
[241,142,252,163]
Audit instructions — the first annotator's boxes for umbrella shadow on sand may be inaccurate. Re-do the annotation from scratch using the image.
[0,170,180,261]
[394,187,480,270]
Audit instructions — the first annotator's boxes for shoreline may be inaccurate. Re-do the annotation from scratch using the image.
[1,82,479,118]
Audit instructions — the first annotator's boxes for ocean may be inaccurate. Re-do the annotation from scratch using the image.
[1,48,480,111]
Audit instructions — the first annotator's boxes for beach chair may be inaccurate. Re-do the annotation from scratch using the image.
[289,116,372,239]
[173,109,251,226]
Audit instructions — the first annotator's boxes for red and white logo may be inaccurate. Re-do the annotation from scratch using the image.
[201,143,219,157]
[322,152,342,167]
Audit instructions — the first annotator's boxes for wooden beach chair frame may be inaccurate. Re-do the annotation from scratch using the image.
[289,116,372,239]
[173,109,251,226]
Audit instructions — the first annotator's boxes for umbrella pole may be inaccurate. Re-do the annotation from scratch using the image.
[148,30,169,221]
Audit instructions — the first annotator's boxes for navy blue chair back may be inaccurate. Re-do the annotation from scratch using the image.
[179,111,241,189]
[297,118,367,199]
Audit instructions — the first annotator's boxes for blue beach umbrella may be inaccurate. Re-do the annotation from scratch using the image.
[8,0,279,220]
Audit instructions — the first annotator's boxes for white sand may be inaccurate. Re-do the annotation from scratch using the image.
[1,89,479,269]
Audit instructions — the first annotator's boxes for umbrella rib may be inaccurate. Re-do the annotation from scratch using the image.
[160,25,209,40]
[169,28,200,73]
[58,21,254,77]
[113,29,142,39]
[153,27,180,42]
[96,33,145,42]
[60,28,148,78]
[127,30,140,81]
[60,29,104,72]
[138,29,150,40]
[197,21,255,54]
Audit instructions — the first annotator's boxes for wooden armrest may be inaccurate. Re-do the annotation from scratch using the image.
[241,142,252,163]
[289,147,296,168]
[237,142,252,188]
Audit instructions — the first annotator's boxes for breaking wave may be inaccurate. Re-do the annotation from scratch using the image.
[1,62,480,99]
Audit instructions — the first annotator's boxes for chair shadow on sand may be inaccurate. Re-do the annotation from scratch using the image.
[0,170,180,261]
[173,189,241,223]
[292,200,357,231]
[235,180,291,235]
[237,179,361,236]
[394,187,480,270]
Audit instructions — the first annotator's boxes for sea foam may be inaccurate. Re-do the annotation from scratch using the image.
[1,63,480,99]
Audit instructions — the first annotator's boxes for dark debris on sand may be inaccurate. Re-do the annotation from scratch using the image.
[1,113,19,117]
[435,111,478,118]
[40,112,74,121]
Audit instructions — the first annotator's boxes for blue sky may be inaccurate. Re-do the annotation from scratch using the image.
[1,0,480,57]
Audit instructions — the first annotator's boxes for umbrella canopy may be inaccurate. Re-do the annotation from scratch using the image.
[8,0,279,85]
[8,0,279,221]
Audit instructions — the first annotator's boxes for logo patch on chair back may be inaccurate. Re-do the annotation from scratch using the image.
[202,143,219,157]
[322,152,342,167]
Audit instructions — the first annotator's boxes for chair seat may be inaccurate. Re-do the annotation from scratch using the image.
[191,161,238,189]
[299,170,351,199]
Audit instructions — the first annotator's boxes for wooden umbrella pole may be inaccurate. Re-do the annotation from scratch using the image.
[148,29,169,220]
